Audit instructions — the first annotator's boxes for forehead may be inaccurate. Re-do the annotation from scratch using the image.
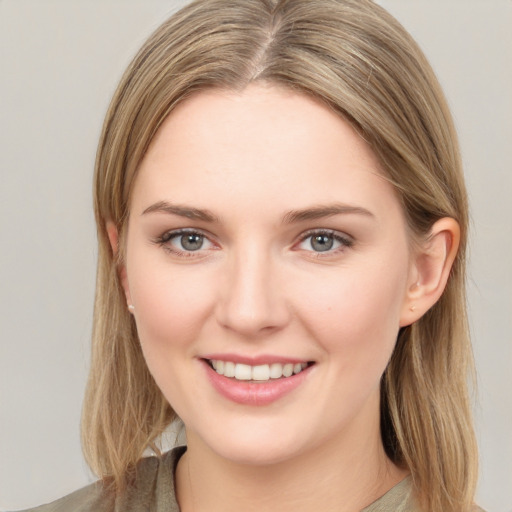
[131,84,400,221]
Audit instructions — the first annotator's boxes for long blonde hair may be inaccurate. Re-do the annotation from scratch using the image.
[82,1,478,510]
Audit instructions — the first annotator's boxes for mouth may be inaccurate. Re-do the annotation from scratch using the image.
[205,359,314,382]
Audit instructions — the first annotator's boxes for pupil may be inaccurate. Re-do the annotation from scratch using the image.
[312,234,333,252]
[181,234,203,251]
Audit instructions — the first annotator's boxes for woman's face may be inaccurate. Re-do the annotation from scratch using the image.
[122,84,416,465]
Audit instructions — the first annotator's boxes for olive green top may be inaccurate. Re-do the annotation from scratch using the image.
[16,446,481,512]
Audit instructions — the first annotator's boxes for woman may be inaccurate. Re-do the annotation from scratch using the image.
[21,0,482,511]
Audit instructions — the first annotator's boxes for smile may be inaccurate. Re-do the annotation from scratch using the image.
[203,357,315,405]
[208,359,310,381]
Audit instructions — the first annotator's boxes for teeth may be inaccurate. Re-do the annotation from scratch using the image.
[224,361,235,378]
[269,363,283,379]
[252,364,270,381]
[235,363,252,380]
[209,360,310,381]
[282,363,293,377]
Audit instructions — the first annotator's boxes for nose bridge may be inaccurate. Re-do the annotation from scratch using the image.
[216,240,288,336]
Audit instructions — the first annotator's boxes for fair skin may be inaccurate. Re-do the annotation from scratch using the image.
[108,84,459,512]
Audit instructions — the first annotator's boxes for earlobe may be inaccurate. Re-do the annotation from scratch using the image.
[105,221,133,308]
[400,218,460,327]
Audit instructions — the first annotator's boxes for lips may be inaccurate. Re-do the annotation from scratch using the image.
[201,356,315,405]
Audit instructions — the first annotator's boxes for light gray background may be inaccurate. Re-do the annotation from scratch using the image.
[1,1,510,511]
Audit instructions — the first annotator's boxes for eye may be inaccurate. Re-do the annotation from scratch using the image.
[296,230,353,254]
[176,232,206,251]
[155,229,216,255]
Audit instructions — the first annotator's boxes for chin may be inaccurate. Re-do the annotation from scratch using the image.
[213,439,305,467]
[188,419,313,467]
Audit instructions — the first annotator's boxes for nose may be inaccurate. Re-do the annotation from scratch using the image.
[215,244,290,338]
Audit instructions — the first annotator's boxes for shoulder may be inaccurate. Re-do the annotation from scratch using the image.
[362,477,487,512]
[12,481,111,512]
[13,446,185,512]
[362,477,414,512]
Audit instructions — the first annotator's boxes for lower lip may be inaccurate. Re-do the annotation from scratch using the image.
[203,361,313,406]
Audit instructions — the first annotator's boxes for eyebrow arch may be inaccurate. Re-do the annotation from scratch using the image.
[142,201,219,222]
[282,203,374,224]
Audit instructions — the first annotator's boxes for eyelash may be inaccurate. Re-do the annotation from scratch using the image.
[295,229,354,257]
[153,228,354,258]
[153,229,215,257]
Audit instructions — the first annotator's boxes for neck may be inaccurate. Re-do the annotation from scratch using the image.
[175,416,408,512]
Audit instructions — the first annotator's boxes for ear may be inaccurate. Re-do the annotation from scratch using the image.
[400,217,460,327]
[106,221,132,309]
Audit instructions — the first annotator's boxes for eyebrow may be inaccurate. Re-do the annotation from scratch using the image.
[142,201,219,222]
[281,203,374,224]
[142,200,374,224]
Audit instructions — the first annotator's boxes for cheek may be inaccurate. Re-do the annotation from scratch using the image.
[292,256,408,362]
[125,257,218,413]
[127,254,216,351]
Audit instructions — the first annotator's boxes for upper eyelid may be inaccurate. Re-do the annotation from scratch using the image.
[297,228,353,242]
[159,227,215,241]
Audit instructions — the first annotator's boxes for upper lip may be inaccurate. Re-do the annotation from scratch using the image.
[201,353,312,366]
